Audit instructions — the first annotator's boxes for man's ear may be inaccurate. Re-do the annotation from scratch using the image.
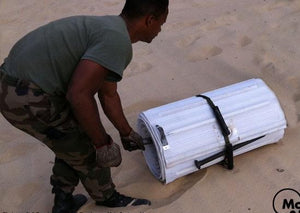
[145,14,156,27]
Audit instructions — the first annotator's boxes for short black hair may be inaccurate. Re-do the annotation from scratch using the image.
[121,0,169,19]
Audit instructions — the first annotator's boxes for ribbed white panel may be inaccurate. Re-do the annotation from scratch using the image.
[137,79,287,184]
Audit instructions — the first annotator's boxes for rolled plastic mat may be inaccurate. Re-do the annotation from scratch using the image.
[137,79,287,184]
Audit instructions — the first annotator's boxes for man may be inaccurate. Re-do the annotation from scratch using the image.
[0,0,169,212]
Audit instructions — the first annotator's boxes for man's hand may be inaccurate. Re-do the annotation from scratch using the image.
[120,129,145,152]
[96,135,122,168]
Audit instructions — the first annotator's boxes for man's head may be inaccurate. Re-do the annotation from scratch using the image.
[121,0,169,43]
[121,0,169,20]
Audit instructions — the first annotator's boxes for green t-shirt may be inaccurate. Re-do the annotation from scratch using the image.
[1,15,132,95]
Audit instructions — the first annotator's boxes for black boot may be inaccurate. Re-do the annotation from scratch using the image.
[52,188,88,213]
[96,190,151,207]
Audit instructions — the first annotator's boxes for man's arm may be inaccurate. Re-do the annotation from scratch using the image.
[97,75,145,152]
[97,81,132,137]
[66,59,110,147]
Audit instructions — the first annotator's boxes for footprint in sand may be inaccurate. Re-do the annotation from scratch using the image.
[260,61,288,87]
[0,142,37,164]
[255,56,299,127]
[291,77,300,122]
[201,14,238,31]
[240,36,252,47]
[294,94,300,122]
[165,20,201,32]
[176,33,202,48]
[288,76,300,91]
[294,93,300,103]
[81,168,206,212]
[187,46,223,62]
[120,169,207,209]
[262,62,277,75]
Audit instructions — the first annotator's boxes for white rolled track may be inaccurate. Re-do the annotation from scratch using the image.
[137,79,287,184]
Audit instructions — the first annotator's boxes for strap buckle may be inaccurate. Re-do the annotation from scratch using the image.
[195,94,234,170]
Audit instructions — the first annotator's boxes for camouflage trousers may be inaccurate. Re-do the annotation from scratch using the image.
[0,71,115,201]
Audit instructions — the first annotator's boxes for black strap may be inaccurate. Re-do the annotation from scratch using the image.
[194,135,265,169]
[196,95,234,170]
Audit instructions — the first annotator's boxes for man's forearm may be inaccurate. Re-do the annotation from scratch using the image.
[67,93,109,147]
[98,92,131,136]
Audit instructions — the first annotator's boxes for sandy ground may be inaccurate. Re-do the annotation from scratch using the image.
[1,0,300,212]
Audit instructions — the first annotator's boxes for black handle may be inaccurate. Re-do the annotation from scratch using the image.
[224,143,234,169]
[194,135,265,169]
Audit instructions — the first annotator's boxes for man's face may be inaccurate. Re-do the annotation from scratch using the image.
[143,9,168,43]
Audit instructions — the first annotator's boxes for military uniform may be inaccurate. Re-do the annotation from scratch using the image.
[0,15,132,201]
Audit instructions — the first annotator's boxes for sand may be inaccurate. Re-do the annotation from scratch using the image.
[1,0,300,212]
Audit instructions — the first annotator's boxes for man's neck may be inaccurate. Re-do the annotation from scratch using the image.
[120,14,142,44]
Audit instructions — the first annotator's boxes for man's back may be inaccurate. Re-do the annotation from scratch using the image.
[0,16,132,95]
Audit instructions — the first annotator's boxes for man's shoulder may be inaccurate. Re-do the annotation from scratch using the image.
[86,15,127,32]
[54,15,126,32]
[47,15,113,27]
[87,16,130,44]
